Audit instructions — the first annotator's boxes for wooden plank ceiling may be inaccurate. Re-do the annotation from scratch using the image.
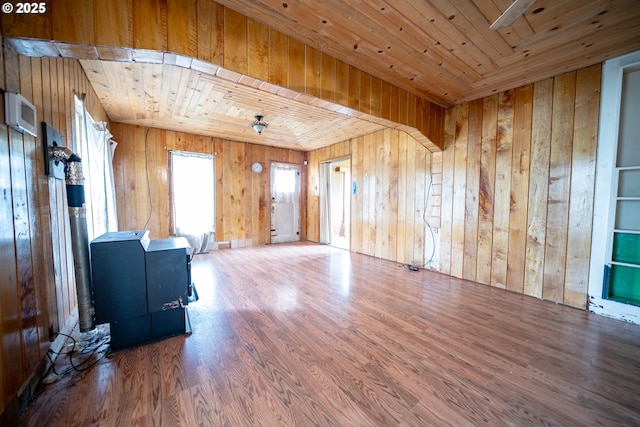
[218,0,640,105]
[79,60,386,151]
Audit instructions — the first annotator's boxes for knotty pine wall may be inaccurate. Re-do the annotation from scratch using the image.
[0,38,108,419]
[307,129,442,266]
[110,123,306,247]
[1,0,444,150]
[307,64,600,310]
[438,65,601,309]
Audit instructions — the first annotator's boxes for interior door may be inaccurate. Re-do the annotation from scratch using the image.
[271,163,301,244]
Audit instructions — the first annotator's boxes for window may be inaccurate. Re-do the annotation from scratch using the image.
[73,95,117,242]
[170,151,215,253]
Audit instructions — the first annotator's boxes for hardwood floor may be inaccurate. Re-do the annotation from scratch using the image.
[18,242,640,426]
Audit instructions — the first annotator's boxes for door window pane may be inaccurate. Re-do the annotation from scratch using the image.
[612,233,640,265]
[617,69,640,167]
[615,200,640,231]
[618,169,640,197]
[609,265,640,305]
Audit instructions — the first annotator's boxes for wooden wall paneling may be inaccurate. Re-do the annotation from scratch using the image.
[506,85,533,293]
[243,143,254,247]
[365,133,374,256]
[0,111,21,415]
[0,1,51,40]
[371,76,382,118]
[305,150,315,242]
[396,131,409,263]
[348,65,361,112]
[490,90,515,289]
[439,110,456,275]
[61,58,75,319]
[563,65,601,308]
[0,123,7,413]
[135,127,150,231]
[542,72,576,303]
[220,139,233,242]
[334,59,349,108]
[197,0,224,64]
[269,29,288,87]
[7,49,39,379]
[110,124,126,232]
[463,99,482,282]
[121,125,137,229]
[373,133,383,258]
[62,59,73,152]
[404,135,418,263]
[360,72,372,116]
[247,144,267,246]
[148,128,163,236]
[413,139,427,266]
[50,58,75,325]
[94,0,133,48]
[214,138,225,241]
[39,57,61,334]
[305,129,431,265]
[380,80,391,121]
[223,8,248,75]
[168,0,197,57]
[389,80,400,123]
[52,0,94,44]
[451,104,468,278]
[353,136,364,254]
[407,93,417,129]
[154,129,170,238]
[30,56,53,350]
[248,19,269,81]
[297,151,307,242]
[115,124,131,230]
[133,0,168,51]
[398,89,408,125]
[22,55,49,367]
[361,134,371,255]
[381,129,392,260]
[8,123,34,381]
[287,38,305,93]
[305,46,322,98]
[416,97,425,136]
[234,142,246,247]
[257,144,269,246]
[0,47,110,417]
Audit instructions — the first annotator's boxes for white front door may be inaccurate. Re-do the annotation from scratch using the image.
[271,163,301,244]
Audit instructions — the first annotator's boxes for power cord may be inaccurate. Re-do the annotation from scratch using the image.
[45,330,110,378]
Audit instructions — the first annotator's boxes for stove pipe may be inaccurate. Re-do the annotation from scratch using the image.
[50,146,95,332]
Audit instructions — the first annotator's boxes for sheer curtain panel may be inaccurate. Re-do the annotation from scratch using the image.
[170,151,215,253]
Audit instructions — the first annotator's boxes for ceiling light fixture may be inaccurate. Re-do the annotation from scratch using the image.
[251,115,268,135]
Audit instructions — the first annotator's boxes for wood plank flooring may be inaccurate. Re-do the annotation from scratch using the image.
[18,242,640,426]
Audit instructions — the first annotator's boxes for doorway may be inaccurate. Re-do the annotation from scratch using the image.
[270,162,301,244]
[589,51,640,323]
[320,158,351,250]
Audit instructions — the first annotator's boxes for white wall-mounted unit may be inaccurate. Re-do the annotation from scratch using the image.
[4,92,37,137]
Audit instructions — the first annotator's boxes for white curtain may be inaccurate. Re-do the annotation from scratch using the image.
[273,165,297,203]
[319,162,332,244]
[74,95,118,242]
[170,151,215,253]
